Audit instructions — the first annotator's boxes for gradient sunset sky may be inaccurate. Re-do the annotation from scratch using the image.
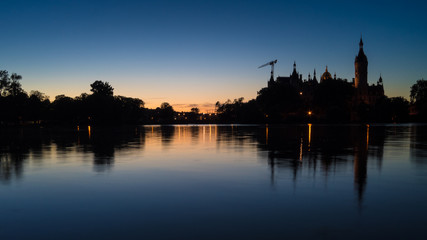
[1,0,426,111]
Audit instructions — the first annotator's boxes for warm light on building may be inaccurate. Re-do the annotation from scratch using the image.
[265,125,269,144]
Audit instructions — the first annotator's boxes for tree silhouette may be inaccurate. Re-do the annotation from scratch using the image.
[0,70,10,96]
[191,107,199,114]
[27,91,50,123]
[411,79,427,103]
[7,73,25,97]
[411,79,427,120]
[158,102,174,123]
[90,80,114,96]
[256,83,302,122]
[52,95,76,124]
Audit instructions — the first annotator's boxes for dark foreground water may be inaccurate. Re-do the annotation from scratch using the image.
[1,124,427,239]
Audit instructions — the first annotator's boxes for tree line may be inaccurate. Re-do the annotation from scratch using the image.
[0,70,180,125]
[1,68,426,125]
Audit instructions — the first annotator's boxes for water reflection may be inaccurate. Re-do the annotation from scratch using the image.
[1,124,427,239]
[410,125,427,165]
[0,128,46,183]
[0,124,426,204]
[257,124,387,205]
[0,126,146,182]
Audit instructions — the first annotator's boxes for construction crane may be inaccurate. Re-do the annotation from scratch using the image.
[258,60,278,81]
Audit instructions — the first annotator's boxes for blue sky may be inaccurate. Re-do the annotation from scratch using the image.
[1,0,426,111]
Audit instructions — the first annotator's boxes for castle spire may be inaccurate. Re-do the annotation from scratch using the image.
[312,68,318,83]
[355,36,368,88]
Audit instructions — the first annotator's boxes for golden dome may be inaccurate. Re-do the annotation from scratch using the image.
[321,66,332,82]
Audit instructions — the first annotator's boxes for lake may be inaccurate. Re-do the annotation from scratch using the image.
[1,124,427,239]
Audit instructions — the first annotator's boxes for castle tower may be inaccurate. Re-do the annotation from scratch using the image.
[291,61,298,78]
[313,69,318,83]
[354,37,368,88]
[378,74,383,85]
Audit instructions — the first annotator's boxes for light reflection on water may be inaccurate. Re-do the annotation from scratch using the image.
[1,124,427,239]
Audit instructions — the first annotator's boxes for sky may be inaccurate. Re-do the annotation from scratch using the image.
[1,0,426,112]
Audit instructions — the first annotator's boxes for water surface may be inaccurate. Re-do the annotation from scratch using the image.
[1,124,427,239]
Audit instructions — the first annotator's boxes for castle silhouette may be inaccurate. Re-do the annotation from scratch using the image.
[268,37,384,106]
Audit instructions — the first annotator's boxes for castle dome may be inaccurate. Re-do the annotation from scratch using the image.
[320,66,332,82]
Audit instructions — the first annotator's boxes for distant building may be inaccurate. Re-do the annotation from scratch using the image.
[320,66,332,83]
[267,37,384,106]
[353,37,384,105]
[276,61,303,88]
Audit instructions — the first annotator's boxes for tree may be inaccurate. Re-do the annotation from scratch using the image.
[158,102,174,123]
[6,73,25,97]
[29,90,49,102]
[191,107,200,115]
[256,83,302,122]
[411,79,427,104]
[410,79,427,120]
[216,97,255,123]
[0,70,10,96]
[51,95,76,123]
[114,96,145,123]
[188,107,200,122]
[389,97,409,122]
[28,91,50,122]
[90,80,114,96]
[160,102,172,109]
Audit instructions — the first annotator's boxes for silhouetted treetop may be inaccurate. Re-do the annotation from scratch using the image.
[0,70,10,95]
[90,80,114,96]
[411,79,427,104]
[8,73,24,97]
[29,90,49,102]
[411,79,427,120]
[160,102,171,109]
[191,107,199,114]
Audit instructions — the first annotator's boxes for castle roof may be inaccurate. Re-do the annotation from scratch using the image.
[321,66,332,81]
[355,37,368,63]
